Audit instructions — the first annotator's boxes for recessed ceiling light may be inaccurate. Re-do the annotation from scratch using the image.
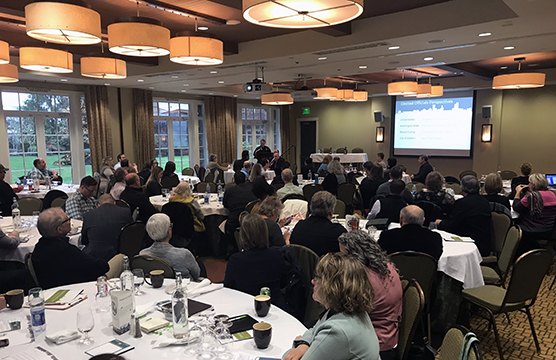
[226,20,240,25]
[149,86,154,89]
[233,94,238,97]
[183,84,189,86]
[504,46,515,50]
[60,78,68,82]
[478,32,492,37]
[209,92,214,95]
[500,66,508,69]
[318,57,327,60]
[171,75,179,79]
[528,63,539,67]
[388,46,400,50]
[198,26,209,31]
[104,83,110,86]
[218,81,225,83]
[359,65,367,69]
[181,90,186,92]
[137,79,144,82]
[424,57,434,61]
[210,70,217,74]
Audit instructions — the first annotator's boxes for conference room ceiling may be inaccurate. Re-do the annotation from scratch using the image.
[1,0,555,98]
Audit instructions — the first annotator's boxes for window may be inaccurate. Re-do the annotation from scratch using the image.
[238,105,280,160]
[197,104,208,167]
[153,100,190,170]
[6,116,37,181]
[80,96,92,176]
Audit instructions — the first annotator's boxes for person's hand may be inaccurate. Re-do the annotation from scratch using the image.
[410,174,414,179]
[284,344,309,360]
[515,185,526,199]
[284,230,291,245]
[435,219,442,225]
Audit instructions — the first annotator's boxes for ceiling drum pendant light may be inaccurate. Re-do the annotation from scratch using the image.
[243,0,364,29]
[25,1,101,45]
[405,83,431,97]
[170,32,223,66]
[331,89,354,101]
[81,57,126,79]
[0,64,18,83]
[346,90,368,102]
[492,57,546,90]
[0,40,9,64]
[388,81,417,96]
[314,79,337,100]
[20,47,73,73]
[108,17,170,57]
[417,85,443,98]
[261,92,293,105]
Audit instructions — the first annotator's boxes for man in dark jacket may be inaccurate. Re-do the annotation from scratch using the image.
[368,180,408,223]
[411,154,433,183]
[120,173,158,223]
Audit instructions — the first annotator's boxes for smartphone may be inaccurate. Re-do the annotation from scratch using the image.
[0,338,9,348]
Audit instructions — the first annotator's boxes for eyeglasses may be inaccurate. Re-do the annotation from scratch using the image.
[57,217,71,228]
[313,274,321,281]
[170,223,174,229]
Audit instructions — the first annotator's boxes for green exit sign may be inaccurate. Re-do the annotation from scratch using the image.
[302,107,310,115]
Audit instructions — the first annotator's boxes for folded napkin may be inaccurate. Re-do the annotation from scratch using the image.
[135,303,153,318]
[165,278,223,297]
[151,332,201,348]
[45,329,81,345]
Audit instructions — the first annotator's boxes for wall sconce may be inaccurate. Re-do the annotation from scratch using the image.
[482,124,492,142]
[376,126,384,143]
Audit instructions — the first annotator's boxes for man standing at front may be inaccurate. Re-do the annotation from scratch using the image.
[65,176,98,220]
[27,158,61,184]
[253,139,271,159]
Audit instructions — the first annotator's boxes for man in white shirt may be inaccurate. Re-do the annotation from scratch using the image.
[114,153,125,170]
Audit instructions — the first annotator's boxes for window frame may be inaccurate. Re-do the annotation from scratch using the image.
[237,104,280,160]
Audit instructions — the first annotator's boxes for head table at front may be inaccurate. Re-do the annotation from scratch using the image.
[0,280,306,360]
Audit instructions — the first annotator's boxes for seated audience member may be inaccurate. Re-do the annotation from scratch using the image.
[110,168,127,201]
[258,196,290,247]
[233,150,250,172]
[509,162,532,198]
[290,191,347,256]
[283,253,380,360]
[414,171,455,215]
[260,158,272,180]
[317,155,332,176]
[120,173,158,223]
[411,154,433,183]
[32,208,109,289]
[398,164,412,184]
[1,163,22,217]
[377,152,387,170]
[513,173,556,254]
[224,213,289,308]
[141,213,200,280]
[360,162,386,210]
[322,160,347,195]
[169,181,205,232]
[207,154,228,172]
[145,166,163,197]
[277,169,304,200]
[82,194,133,262]
[378,205,443,261]
[0,225,20,251]
[339,231,402,359]
[223,172,258,246]
[138,158,158,184]
[383,157,396,179]
[269,150,286,178]
[120,159,137,173]
[114,153,125,170]
[436,175,492,256]
[368,179,408,223]
[377,166,414,204]
[242,161,252,179]
[27,158,61,185]
[65,176,99,220]
[161,161,180,188]
[483,172,511,210]
[252,174,276,201]
[248,163,261,183]
[301,157,316,180]
[99,156,115,180]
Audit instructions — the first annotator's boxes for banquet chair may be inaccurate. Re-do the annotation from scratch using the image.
[459,170,477,180]
[444,176,460,185]
[482,212,512,264]
[333,199,346,218]
[414,200,443,225]
[302,184,323,203]
[460,249,552,360]
[245,199,260,214]
[17,197,43,215]
[194,164,200,176]
[131,254,175,278]
[322,148,332,153]
[197,182,216,193]
[445,182,462,195]
[500,170,517,180]
[337,183,356,209]
[481,225,521,286]
[161,176,179,189]
[204,170,215,183]
[437,326,482,360]
[50,197,67,209]
[24,253,40,288]
[42,190,67,209]
[162,202,194,249]
[197,167,206,182]
[351,147,364,153]
[406,182,424,193]
[182,167,195,176]
[115,199,130,209]
[397,279,425,360]
[119,222,146,259]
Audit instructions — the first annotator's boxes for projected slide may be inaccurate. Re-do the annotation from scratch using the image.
[393,95,474,157]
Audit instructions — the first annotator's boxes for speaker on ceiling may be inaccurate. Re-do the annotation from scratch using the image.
[482,105,492,119]
[374,111,384,123]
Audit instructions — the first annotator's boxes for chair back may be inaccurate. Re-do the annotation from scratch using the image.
[322,148,332,153]
[245,199,260,213]
[204,169,215,183]
[406,182,424,192]
[444,176,460,185]
[161,176,179,189]
[281,193,307,203]
[333,198,346,218]
[503,249,552,307]
[197,182,216,193]
[194,164,200,176]
[115,199,130,209]
[497,226,521,277]
[98,178,110,196]
[161,202,194,248]
[284,244,324,323]
[282,199,308,220]
[17,197,43,215]
[500,170,517,180]
[491,211,511,254]
[119,222,146,258]
[214,169,225,184]
[131,254,175,278]
[438,326,481,360]
[390,251,437,307]
[42,190,67,209]
[25,253,40,287]
[337,183,356,207]
[197,167,206,182]
[415,200,443,225]
[351,147,364,153]
[398,279,425,360]
[182,167,195,176]
[446,182,462,195]
[302,184,323,203]
[50,197,67,209]
[459,170,477,180]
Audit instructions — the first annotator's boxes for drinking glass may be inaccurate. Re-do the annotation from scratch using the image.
[132,269,145,295]
[76,308,95,345]
[162,188,169,197]
[196,330,218,360]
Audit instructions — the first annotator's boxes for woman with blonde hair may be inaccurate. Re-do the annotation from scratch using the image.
[283,252,380,360]
[99,156,114,180]
[169,181,205,232]
[145,166,163,197]
[483,172,510,209]
[322,160,346,195]
[249,163,264,183]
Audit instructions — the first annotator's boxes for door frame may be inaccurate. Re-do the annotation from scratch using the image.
[296,117,318,166]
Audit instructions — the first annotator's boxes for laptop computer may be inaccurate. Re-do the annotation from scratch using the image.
[546,174,556,189]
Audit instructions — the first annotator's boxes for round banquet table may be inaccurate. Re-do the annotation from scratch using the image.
[177,175,201,186]
[0,280,307,360]
[16,184,78,199]
[150,194,228,217]
[0,216,82,263]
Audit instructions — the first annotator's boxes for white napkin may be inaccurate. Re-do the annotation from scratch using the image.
[164,279,223,297]
[135,303,153,318]
[45,329,81,344]
[151,332,201,348]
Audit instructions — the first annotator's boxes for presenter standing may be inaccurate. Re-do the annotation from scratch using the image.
[411,155,433,183]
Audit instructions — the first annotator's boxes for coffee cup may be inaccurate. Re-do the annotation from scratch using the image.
[145,270,164,288]
[5,289,24,309]
[254,294,271,317]
[253,322,272,349]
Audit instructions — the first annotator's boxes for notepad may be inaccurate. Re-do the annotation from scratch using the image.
[139,317,169,333]
[43,289,87,310]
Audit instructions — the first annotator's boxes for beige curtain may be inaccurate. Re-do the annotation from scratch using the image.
[280,105,293,165]
[132,89,155,167]
[204,96,237,165]
[84,85,113,174]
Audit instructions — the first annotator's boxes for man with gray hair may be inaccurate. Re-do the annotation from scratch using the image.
[289,191,347,256]
[436,175,492,256]
[378,205,443,260]
[31,208,109,289]
[140,213,200,280]
[276,168,304,200]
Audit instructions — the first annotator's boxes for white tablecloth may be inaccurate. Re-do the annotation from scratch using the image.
[0,281,306,360]
[16,184,78,199]
[178,175,200,186]
[0,216,82,262]
[150,194,229,217]
[310,153,368,163]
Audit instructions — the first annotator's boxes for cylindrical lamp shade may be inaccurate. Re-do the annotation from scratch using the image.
[170,36,223,65]
[0,64,18,83]
[314,87,338,99]
[19,47,73,73]
[417,85,443,98]
[0,40,9,64]
[243,0,364,28]
[388,81,417,96]
[81,57,126,79]
[332,89,354,101]
[346,90,368,102]
[261,93,293,105]
[492,73,545,89]
[108,20,170,57]
[25,2,101,44]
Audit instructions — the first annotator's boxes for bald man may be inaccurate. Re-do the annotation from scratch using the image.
[377,205,443,261]
[119,173,158,223]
